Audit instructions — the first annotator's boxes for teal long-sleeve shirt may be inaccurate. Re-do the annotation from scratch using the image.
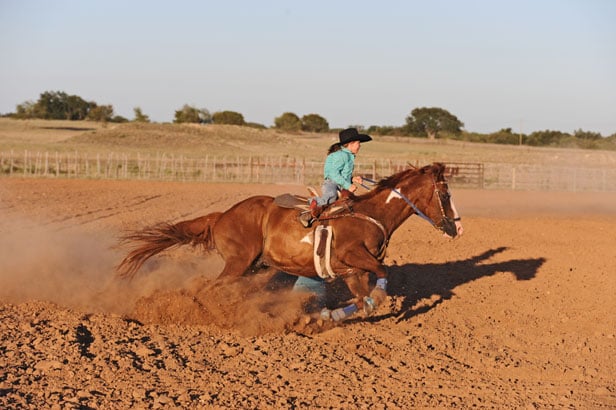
[323,148,355,190]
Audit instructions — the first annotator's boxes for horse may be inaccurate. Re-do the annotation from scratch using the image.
[117,162,460,321]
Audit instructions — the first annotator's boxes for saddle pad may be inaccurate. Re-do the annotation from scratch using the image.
[274,193,309,209]
[314,225,335,279]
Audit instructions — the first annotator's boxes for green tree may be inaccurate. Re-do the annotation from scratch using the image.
[174,105,211,124]
[487,128,519,145]
[526,130,570,146]
[405,107,464,139]
[14,101,37,119]
[35,91,70,119]
[301,113,329,133]
[87,104,114,123]
[65,94,90,120]
[274,112,302,132]
[111,115,129,123]
[574,129,602,140]
[133,107,150,123]
[212,110,245,125]
[15,90,90,120]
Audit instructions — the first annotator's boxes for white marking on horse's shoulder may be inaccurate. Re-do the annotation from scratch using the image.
[301,233,313,245]
[385,186,403,204]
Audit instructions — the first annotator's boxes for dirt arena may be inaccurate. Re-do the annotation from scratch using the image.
[1,178,615,409]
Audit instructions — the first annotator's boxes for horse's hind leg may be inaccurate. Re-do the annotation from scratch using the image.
[211,201,267,279]
[218,251,260,279]
[215,234,264,279]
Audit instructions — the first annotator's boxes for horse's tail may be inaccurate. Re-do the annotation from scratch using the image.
[116,212,223,278]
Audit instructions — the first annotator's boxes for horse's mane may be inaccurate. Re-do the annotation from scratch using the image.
[357,163,445,201]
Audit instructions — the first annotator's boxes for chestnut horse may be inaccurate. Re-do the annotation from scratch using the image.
[117,162,459,320]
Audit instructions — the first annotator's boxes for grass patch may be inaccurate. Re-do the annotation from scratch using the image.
[1,118,615,168]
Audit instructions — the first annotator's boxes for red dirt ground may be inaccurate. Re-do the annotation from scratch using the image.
[1,178,615,409]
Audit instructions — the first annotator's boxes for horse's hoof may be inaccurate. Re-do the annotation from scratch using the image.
[363,296,376,316]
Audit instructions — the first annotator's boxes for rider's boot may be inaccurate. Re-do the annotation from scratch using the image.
[309,199,322,219]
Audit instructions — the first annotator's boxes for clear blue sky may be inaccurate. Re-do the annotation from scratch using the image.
[1,0,615,135]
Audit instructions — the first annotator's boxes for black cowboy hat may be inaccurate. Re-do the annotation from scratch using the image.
[339,128,372,144]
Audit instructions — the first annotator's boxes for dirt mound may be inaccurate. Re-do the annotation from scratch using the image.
[131,273,313,336]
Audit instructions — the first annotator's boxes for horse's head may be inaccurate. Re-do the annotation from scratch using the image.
[362,162,459,237]
[423,163,458,238]
[393,162,458,237]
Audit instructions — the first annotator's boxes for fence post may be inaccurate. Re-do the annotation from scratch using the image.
[301,158,306,185]
[512,166,516,190]
[256,157,261,182]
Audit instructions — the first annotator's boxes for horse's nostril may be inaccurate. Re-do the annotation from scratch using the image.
[440,218,457,237]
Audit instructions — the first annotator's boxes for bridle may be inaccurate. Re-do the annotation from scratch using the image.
[363,175,452,232]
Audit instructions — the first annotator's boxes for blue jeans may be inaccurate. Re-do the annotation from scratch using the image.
[293,276,326,307]
[314,179,339,207]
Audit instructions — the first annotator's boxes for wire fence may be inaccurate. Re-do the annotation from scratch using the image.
[483,163,616,192]
[1,150,615,192]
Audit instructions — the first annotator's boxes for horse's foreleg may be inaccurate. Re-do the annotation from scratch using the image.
[338,247,389,316]
[342,271,371,305]
[323,268,388,321]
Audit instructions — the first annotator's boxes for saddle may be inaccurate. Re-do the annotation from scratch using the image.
[273,189,354,228]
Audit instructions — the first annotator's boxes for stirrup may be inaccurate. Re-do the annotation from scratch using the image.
[299,212,313,228]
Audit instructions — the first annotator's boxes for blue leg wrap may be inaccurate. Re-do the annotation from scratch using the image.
[331,304,358,321]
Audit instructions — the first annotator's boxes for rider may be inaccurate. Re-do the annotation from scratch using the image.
[301,127,372,227]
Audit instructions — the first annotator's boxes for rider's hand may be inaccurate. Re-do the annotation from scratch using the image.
[348,184,357,193]
[352,176,363,185]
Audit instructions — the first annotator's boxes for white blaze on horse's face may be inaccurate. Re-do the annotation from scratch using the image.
[385,186,405,204]
[300,233,313,245]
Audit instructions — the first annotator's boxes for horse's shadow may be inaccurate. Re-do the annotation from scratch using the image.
[323,246,545,323]
[375,246,545,322]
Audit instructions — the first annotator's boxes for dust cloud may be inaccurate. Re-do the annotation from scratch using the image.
[0,218,217,313]
[0,217,310,335]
